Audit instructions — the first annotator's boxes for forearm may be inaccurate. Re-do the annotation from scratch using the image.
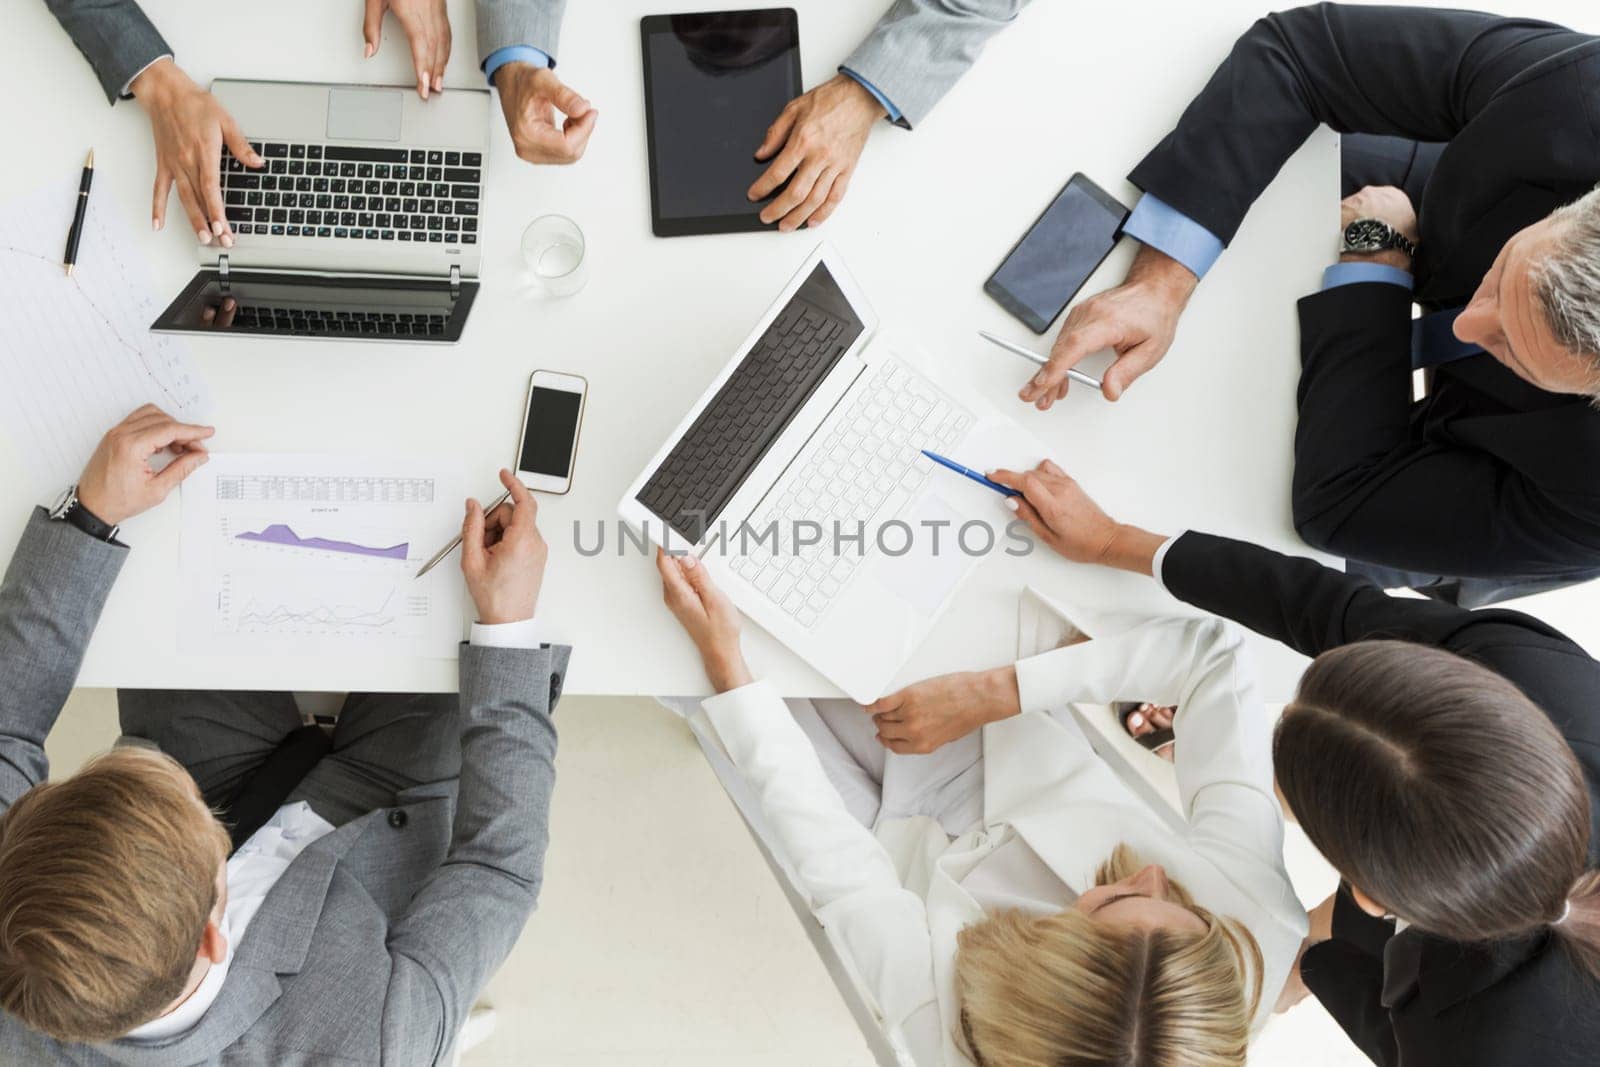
[0,510,127,807]
[45,0,172,103]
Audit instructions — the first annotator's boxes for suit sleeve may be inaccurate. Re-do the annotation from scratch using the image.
[697,680,939,1042]
[44,0,172,103]
[381,642,569,1064]
[1013,617,1294,891]
[0,510,126,812]
[840,0,1031,129]
[1290,283,1600,580]
[475,0,566,66]
[1129,4,1588,246]
[1300,888,1401,1067]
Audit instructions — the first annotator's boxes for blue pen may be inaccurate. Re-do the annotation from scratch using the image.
[920,450,1021,498]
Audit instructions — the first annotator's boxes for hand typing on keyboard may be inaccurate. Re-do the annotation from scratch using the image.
[493,63,598,166]
[363,0,452,101]
[130,58,263,248]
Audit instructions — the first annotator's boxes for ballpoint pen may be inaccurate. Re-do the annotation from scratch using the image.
[63,148,94,276]
[920,450,1021,498]
[977,330,1103,391]
[414,488,512,578]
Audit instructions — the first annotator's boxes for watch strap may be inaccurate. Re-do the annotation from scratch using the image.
[64,500,119,543]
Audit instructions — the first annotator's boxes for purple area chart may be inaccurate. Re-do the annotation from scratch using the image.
[234,523,409,561]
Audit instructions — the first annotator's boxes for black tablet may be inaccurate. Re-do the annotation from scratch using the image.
[641,9,802,237]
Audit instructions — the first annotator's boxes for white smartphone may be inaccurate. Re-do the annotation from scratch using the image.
[515,370,588,494]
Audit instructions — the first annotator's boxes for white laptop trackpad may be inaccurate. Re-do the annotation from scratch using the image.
[869,494,979,617]
[327,88,403,141]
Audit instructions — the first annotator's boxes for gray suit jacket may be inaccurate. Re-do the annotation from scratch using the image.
[0,510,570,1066]
[843,0,1033,128]
[43,0,566,103]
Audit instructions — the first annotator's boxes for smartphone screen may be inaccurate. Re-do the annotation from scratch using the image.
[519,387,583,478]
[985,174,1130,334]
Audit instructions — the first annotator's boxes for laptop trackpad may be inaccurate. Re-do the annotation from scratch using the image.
[326,88,403,141]
[870,494,978,617]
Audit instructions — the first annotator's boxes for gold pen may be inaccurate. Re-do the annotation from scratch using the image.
[414,488,512,579]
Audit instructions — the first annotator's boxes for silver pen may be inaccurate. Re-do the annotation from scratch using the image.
[978,330,1103,391]
[414,488,512,579]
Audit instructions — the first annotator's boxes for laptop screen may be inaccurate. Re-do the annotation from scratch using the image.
[635,261,865,543]
[152,269,477,342]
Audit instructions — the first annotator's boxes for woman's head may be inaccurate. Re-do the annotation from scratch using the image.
[1276,640,1600,969]
[954,845,1262,1066]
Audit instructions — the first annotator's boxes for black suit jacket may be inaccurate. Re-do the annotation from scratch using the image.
[1131,5,1600,581]
[1163,529,1600,1067]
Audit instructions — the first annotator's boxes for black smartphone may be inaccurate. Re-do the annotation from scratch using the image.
[984,173,1130,334]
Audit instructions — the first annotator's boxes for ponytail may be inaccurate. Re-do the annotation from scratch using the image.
[1555,870,1600,981]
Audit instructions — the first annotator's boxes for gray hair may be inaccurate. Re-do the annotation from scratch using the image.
[1531,184,1600,395]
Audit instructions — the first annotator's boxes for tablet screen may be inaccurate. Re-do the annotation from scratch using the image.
[642,10,802,236]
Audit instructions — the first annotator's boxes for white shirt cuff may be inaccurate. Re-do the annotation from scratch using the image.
[470,618,541,649]
[1150,532,1186,595]
[121,54,174,97]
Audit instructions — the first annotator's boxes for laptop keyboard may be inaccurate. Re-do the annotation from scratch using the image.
[729,360,973,629]
[636,299,858,541]
[226,305,449,337]
[220,143,481,244]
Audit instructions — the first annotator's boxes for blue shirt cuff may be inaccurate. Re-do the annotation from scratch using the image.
[484,45,552,86]
[1123,194,1225,280]
[838,67,903,125]
[1320,262,1415,292]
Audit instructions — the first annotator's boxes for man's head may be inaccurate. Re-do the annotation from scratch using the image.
[0,748,231,1043]
[1456,184,1600,397]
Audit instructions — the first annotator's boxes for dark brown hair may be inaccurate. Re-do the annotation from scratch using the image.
[1276,640,1600,975]
[0,748,230,1042]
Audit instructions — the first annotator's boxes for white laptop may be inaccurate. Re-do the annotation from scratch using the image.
[151,79,491,343]
[619,245,1041,703]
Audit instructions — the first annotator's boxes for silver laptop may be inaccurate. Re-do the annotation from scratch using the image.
[620,244,1036,703]
[151,80,490,343]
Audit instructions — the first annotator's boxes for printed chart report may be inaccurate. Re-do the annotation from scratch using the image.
[181,454,466,658]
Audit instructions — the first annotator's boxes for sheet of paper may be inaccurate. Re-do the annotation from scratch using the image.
[0,178,211,495]
[181,454,467,659]
[870,493,981,617]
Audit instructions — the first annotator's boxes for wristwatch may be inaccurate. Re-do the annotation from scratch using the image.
[49,485,120,543]
[1341,218,1418,259]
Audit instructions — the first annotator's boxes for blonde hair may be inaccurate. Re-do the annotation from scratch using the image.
[953,845,1263,1067]
[0,748,231,1042]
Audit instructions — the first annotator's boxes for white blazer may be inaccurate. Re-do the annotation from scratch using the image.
[693,592,1308,1066]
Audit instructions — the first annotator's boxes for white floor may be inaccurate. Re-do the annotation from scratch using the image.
[45,690,1368,1066]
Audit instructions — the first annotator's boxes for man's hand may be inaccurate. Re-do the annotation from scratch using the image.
[363,0,451,100]
[130,59,262,246]
[989,460,1166,574]
[76,405,215,525]
[864,668,1020,755]
[1340,185,1419,271]
[494,63,597,165]
[1017,245,1198,410]
[747,74,885,232]
[461,469,548,624]
[656,549,751,693]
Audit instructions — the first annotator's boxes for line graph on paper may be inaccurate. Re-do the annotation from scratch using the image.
[182,455,465,657]
[0,179,211,494]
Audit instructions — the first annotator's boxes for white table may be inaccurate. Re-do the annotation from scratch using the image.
[5,0,1595,700]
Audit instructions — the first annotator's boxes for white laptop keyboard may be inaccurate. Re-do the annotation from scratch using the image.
[727,359,974,629]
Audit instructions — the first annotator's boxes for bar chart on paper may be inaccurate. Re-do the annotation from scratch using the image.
[182,456,466,658]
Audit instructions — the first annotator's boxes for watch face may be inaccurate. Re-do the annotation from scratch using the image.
[49,486,76,519]
[1344,218,1390,252]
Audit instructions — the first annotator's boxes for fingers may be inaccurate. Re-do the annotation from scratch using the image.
[748,140,804,203]
[220,115,262,169]
[864,690,905,716]
[363,0,384,58]
[497,468,538,532]
[754,103,799,163]
[560,107,598,162]
[461,498,487,574]
[1020,319,1120,409]
[1101,343,1162,402]
[548,78,591,120]
[805,170,851,229]
[759,158,824,225]
[197,139,232,248]
[434,14,451,95]
[1040,459,1065,477]
[173,169,212,245]
[779,167,837,232]
[654,547,700,613]
[151,167,173,232]
[150,446,210,493]
[396,7,436,99]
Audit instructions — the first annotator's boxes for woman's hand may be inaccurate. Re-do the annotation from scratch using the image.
[656,549,752,692]
[989,460,1167,575]
[864,667,1020,754]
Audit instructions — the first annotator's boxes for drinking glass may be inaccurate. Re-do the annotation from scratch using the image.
[521,214,588,296]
